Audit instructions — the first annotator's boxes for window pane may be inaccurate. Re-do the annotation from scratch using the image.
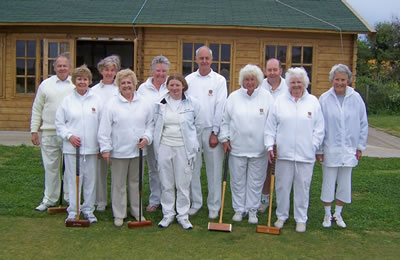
[292,46,301,63]
[27,77,36,93]
[221,44,231,62]
[60,42,69,54]
[277,46,287,63]
[194,43,204,54]
[209,44,219,61]
[40,40,43,57]
[27,59,36,75]
[182,62,192,77]
[16,59,25,75]
[211,63,218,72]
[303,47,313,64]
[194,63,199,71]
[304,66,312,81]
[16,78,25,93]
[27,40,36,57]
[220,63,230,81]
[49,42,58,58]
[183,43,193,60]
[16,40,25,57]
[266,45,276,61]
[48,62,55,76]
[281,65,286,76]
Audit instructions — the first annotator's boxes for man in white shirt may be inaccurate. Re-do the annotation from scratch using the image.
[185,46,227,219]
[31,53,75,211]
[91,55,120,212]
[259,58,288,213]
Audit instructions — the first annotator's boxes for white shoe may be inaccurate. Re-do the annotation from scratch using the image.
[258,195,270,213]
[232,211,243,222]
[158,217,174,228]
[134,215,146,222]
[65,213,76,223]
[178,219,193,230]
[35,202,55,212]
[248,210,258,224]
[322,215,332,228]
[274,219,285,229]
[83,212,98,223]
[208,210,219,219]
[296,222,306,232]
[188,207,200,216]
[334,215,347,228]
[114,218,123,227]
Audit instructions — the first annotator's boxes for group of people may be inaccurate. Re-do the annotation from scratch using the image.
[31,45,368,232]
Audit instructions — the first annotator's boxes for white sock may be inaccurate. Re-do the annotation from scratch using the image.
[334,205,343,216]
[324,206,332,216]
[261,193,270,203]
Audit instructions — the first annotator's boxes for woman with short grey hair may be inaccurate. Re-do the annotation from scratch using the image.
[219,64,274,224]
[317,64,368,229]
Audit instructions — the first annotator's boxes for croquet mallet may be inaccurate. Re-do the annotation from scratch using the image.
[48,154,67,214]
[208,150,232,232]
[256,144,279,235]
[65,146,90,227]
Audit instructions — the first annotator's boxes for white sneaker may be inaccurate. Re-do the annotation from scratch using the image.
[334,215,347,228]
[258,195,270,213]
[208,210,218,219]
[178,219,193,230]
[114,218,123,227]
[133,215,146,221]
[65,213,76,223]
[248,210,258,224]
[322,215,332,228]
[158,217,174,228]
[35,202,55,212]
[296,222,306,232]
[232,211,243,222]
[188,207,200,216]
[274,219,285,229]
[83,212,98,223]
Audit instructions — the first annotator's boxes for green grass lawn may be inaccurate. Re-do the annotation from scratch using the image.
[1,145,399,259]
[368,114,400,137]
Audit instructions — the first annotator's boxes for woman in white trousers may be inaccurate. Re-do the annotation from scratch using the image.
[317,64,368,229]
[265,67,325,232]
[153,73,202,230]
[219,64,274,224]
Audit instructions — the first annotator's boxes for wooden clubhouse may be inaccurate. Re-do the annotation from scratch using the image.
[0,0,374,131]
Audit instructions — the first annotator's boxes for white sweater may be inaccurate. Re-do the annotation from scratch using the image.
[264,90,325,163]
[55,89,103,155]
[31,75,75,135]
[98,92,154,159]
[219,87,274,157]
[318,86,368,167]
[91,80,118,104]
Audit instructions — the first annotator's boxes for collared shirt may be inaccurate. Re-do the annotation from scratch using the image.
[137,77,168,105]
[185,69,227,134]
[91,80,118,104]
[261,77,288,100]
[30,75,75,135]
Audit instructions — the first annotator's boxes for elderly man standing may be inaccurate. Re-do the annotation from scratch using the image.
[258,58,289,213]
[185,46,227,219]
[31,53,75,211]
[137,55,170,212]
[91,55,121,212]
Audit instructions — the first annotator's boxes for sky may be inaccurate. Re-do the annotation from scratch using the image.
[346,0,400,28]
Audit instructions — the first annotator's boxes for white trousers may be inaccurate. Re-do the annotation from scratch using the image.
[229,154,268,213]
[95,157,108,207]
[65,154,97,215]
[147,144,161,206]
[275,160,314,223]
[321,166,352,204]
[190,128,224,211]
[158,144,192,221]
[110,157,143,219]
[40,135,68,205]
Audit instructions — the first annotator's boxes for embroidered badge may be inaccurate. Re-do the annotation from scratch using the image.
[92,107,96,113]
[307,111,312,118]
[260,108,264,115]
[208,89,213,96]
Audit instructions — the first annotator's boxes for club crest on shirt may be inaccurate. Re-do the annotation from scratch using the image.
[307,111,312,118]
[260,108,264,115]
[208,89,213,96]
[92,107,96,113]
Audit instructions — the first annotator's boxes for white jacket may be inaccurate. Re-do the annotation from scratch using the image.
[91,80,118,104]
[318,86,368,167]
[98,92,154,159]
[264,90,325,163]
[219,86,274,157]
[153,93,202,161]
[137,77,169,105]
[55,89,103,155]
[186,69,227,134]
[261,77,288,100]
